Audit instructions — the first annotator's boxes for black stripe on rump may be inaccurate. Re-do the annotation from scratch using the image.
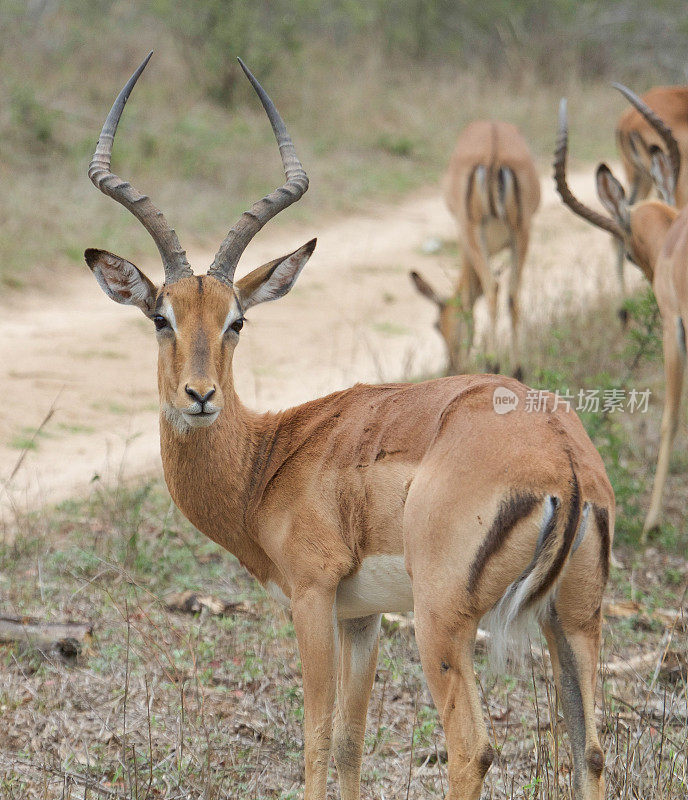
[468,491,540,595]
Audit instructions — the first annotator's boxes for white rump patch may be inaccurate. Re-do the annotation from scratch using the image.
[571,502,590,554]
[336,555,413,620]
[483,496,557,672]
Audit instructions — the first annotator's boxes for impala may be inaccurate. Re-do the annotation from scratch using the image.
[614,85,687,312]
[86,54,613,800]
[556,86,682,539]
[411,120,540,378]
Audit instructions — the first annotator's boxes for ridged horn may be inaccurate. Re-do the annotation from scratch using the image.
[207,58,309,286]
[89,52,193,284]
[553,98,625,239]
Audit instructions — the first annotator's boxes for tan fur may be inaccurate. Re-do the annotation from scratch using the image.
[613,86,688,300]
[617,86,688,206]
[86,256,613,800]
[416,120,540,375]
[558,89,688,537]
[561,126,686,537]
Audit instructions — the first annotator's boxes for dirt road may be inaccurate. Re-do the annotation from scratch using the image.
[0,169,638,521]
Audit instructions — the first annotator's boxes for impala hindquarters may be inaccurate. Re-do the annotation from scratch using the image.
[401,377,612,800]
[411,120,540,377]
[86,55,613,800]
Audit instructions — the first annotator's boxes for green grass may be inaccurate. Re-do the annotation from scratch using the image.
[371,320,411,336]
[9,425,53,451]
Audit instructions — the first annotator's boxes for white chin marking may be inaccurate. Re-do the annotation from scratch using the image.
[182,411,220,428]
[336,555,413,620]
[163,403,189,433]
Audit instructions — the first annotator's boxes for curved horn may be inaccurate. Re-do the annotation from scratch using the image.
[613,82,681,195]
[89,52,193,284]
[207,58,309,286]
[553,98,625,239]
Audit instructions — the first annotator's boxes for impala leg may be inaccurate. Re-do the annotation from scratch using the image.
[508,230,528,380]
[414,608,491,800]
[452,259,482,373]
[541,604,605,800]
[614,239,628,326]
[292,587,338,800]
[333,614,381,800]
[465,228,498,371]
[644,318,686,537]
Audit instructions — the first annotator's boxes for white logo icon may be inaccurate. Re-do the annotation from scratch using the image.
[493,386,519,415]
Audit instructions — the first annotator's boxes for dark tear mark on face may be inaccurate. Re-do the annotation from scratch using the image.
[467,490,540,595]
[197,276,203,295]
[154,290,168,314]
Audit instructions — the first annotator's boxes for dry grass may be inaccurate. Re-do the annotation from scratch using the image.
[0,468,685,799]
[0,7,621,287]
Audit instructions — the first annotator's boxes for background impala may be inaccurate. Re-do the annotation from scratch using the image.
[612,84,688,316]
[411,120,540,378]
[1,4,686,799]
[555,86,686,539]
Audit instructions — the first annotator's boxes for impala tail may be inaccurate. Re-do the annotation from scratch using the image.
[466,162,520,227]
[484,467,595,670]
[496,166,520,227]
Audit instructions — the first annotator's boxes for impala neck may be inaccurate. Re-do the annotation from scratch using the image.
[630,202,680,283]
[159,382,282,582]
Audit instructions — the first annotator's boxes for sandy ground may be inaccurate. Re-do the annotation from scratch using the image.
[0,168,640,523]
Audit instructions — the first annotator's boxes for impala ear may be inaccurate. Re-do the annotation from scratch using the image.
[596,164,630,230]
[409,271,444,307]
[649,145,676,205]
[85,248,157,314]
[235,238,316,311]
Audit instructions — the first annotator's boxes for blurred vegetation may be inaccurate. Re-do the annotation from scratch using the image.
[154,0,688,91]
[1,0,688,284]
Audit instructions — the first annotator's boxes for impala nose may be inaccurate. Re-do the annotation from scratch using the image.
[185,385,216,406]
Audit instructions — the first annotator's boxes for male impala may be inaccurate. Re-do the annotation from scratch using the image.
[411,120,540,377]
[556,87,682,539]
[86,54,613,800]
[613,85,687,310]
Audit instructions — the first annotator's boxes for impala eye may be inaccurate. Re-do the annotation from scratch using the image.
[153,314,168,331]
[230,318,244,334]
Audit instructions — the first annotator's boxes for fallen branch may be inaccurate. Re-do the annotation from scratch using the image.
[604,600,687,632]
[0,615,93,660]
[164,590,254,617]
[603,648,686,682]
